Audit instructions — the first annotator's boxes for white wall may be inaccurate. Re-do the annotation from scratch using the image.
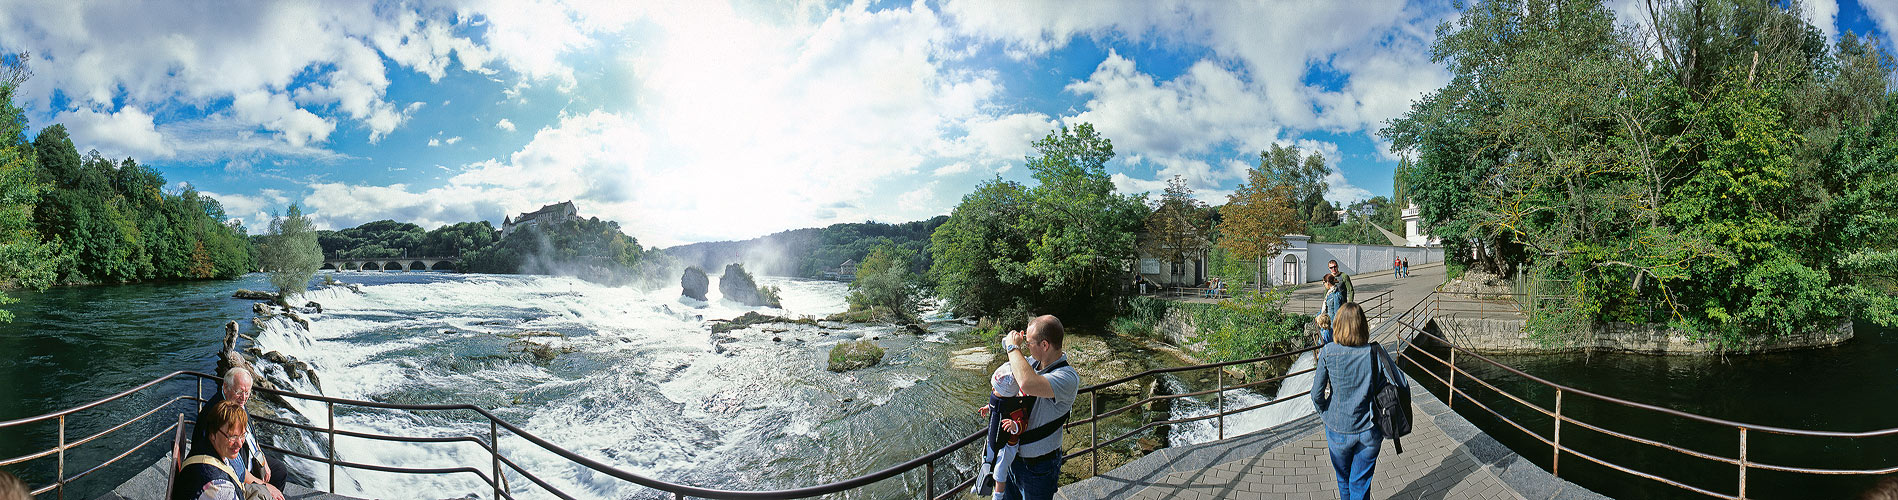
[1303,243,1442,284]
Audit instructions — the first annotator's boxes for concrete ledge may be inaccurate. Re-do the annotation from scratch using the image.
[1434,315,1854,355]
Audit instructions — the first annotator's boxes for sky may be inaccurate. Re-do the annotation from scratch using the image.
[1,0,1893,248]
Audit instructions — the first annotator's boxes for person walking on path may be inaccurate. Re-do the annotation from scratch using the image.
[1325,260,1353,321]
[985,315,1081,500]
[1312,302,1406,500]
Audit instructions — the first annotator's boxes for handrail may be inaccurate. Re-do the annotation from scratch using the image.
[15,289,1894,499]
[1396,290,1898,499]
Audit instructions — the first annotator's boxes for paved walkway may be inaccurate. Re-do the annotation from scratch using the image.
[1058,262,1606,499]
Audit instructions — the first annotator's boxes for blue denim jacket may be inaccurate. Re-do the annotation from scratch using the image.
[1310,342,1404,434]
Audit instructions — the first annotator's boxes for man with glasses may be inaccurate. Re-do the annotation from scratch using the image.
[189,367,286,500]
[985,315,1080,500]
[1326,260,1354,321]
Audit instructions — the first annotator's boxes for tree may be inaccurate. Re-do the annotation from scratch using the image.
[846,242,923,322]
[1216,149,1307,286]
[1141,175,1210,282]
[929,123,1147,322]
[260,203,322,302]
[1380,0,1898,347]
[929,177,1032,319]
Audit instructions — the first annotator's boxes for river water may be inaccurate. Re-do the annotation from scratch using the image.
[0,272,1316,499]
[1411,319,1898,499]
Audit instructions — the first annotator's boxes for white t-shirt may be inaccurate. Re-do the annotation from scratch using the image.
[1018,355,1079,458]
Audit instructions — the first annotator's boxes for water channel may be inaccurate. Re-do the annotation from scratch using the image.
[1410,319,1898,499]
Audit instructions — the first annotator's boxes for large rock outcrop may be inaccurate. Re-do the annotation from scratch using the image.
[718,263,780,308]
[681,267,709,301]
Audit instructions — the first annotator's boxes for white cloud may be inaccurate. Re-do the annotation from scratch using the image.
[54,106,171,159]
[0,0,617,155]
[446,136,462,145]
[896,181,942,215]
[1868,2,1898,57]
[199,188,289,233]
[1800,0,1840,43]
[496,118,516,131]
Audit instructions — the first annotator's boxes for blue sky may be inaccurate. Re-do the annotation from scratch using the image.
[2,0,1893,247]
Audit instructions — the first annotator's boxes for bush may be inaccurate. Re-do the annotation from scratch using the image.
[827,340,885,372]
[1184,289,1308,363]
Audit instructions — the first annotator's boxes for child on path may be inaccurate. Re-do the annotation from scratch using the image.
[1316,313,1333,345]
[974,364,1035,496]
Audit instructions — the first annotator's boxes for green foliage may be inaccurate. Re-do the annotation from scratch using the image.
[930,123,1148,321]
[0,52,249,301]
[1382,0,1898,347]
[846,242,922,322]
[260,203,322,300]
[1109,295,1173,339]
[1185,288,1308,363]
[827,339,885,372]
[1216,145,1309,286]
[461,216,659,286]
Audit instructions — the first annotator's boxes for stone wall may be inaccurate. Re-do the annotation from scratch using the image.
[1432,316,1855,355]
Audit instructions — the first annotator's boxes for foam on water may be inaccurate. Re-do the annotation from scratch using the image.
[246,273,951,499]
[1168,351,1317,446]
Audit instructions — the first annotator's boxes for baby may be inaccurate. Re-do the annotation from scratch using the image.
[973,364,1035,496]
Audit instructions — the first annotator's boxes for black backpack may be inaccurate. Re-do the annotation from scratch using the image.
[1369,343,1413,453]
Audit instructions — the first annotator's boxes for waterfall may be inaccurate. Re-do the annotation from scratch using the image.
[1167,351,1317,447]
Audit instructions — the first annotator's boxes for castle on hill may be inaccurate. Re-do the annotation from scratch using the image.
[501,201,580,237]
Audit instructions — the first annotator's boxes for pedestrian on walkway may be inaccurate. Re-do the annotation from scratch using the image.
[1312,302,1404,500]
[1324,260,1352,322]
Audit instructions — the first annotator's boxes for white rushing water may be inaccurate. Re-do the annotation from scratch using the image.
[244,272,974,499]
[1166,352,1317,446]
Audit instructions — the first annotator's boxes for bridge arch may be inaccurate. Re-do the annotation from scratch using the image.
[383,261,405,271]
[430,261,456,271]
[409,261,428,271]
[361,262,381,271]
[320,262,338,270]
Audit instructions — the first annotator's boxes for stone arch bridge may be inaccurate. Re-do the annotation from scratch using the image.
[320,256,458,272]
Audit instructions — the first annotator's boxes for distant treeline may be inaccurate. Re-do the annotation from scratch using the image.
[3,121,256,289]
[661,217,947,278]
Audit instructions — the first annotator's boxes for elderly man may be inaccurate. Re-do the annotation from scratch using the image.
[190,367,286,500]
[981,315,1080,500]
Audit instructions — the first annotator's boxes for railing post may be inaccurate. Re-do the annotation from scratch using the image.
[1552,389,1563,475]
[327,401,336,493]
[57,414,65,500]
[1738,427,1749,499]
[1447,348,1457,409]
[925,460,935,500]
[1090,391,1099,477]
[492,420,503,500]
[1216,368,1225,441]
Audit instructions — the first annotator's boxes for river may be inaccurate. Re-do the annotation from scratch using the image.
[1411,319,1898,499]
[0,272,1315,499]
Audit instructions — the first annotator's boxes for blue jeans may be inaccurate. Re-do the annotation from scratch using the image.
[998,452,1060,500]
[1326,428,1382,500]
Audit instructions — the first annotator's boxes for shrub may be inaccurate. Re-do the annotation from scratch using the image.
[827,340,885,372]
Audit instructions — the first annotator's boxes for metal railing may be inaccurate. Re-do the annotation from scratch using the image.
[0,333,1357,499]
[1393,291,1898,499]
[0,371,215,499]
[33,288,1895,499]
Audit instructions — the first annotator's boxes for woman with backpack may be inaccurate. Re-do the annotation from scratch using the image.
[1311,302,1407,500]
